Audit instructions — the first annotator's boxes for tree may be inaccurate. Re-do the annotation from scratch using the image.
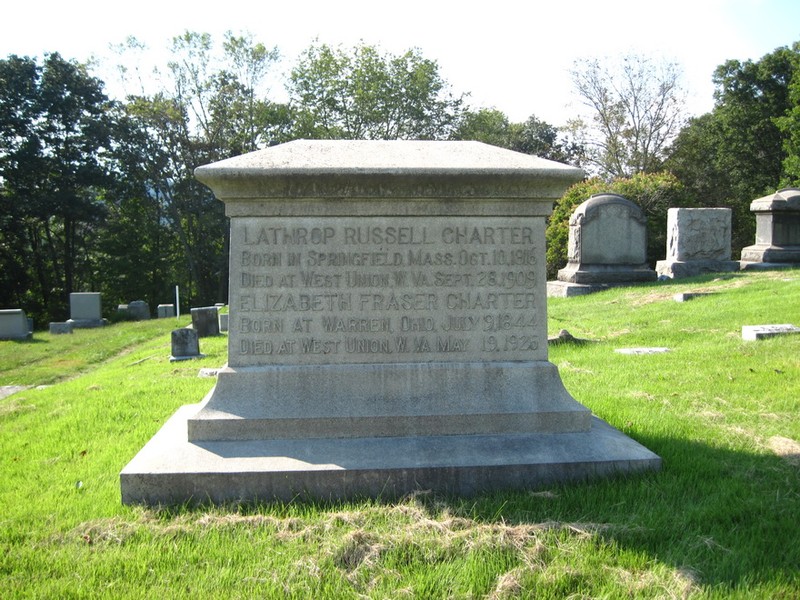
[571,54,687,178]
[109,31,287,308]
[0,53,114,323]
[666,43,800,251]
[451,109,585,165]
[773,42,800,185]
[288,42,464,140]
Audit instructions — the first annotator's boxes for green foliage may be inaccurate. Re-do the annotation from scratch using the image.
[774,42,800,185]
[546,172,686,278]
[0,53,114,323]
[288,42,464,140]
[667,42,800,252]
[452,109,585,165]
[1,273,799,598]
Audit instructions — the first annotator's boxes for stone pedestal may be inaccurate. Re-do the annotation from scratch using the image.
[121,140,660,505]
[740,188,800,265]
[548,194,656,297]
[67,292,107,328]
[656,208,740,278]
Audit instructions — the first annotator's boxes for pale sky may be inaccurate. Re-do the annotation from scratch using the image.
[2,0,799,125]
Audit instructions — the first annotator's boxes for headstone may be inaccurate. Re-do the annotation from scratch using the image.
[169,328,204,361]
[742,324,800,341]
[218,312,229,332]
[740,188,800,266]
[673,292,711,303]
[0,309,32,340]
[190,306,220,337]
[68,292,107,328]
[615,347,670,355]
[121,140,660,505]
[547,194,656,297]
[157,304,176,318]
[127,300,151,321]
[49,322,73,335]
[655,208,740,278]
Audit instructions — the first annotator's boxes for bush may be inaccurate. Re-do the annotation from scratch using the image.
[546,172,688,279]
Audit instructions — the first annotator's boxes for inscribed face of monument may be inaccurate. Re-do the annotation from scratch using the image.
[230,216,547,366]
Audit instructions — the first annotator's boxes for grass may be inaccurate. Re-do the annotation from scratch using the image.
[1,270,799,598]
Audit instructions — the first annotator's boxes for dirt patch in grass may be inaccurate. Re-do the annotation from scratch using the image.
[768,436,800,467]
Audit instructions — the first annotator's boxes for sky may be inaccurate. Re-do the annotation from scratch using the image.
[2,0,799,126]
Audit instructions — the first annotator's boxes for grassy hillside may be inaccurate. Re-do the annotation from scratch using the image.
[1,271,799,598]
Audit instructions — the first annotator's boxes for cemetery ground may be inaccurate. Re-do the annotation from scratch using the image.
[1,271,799,599]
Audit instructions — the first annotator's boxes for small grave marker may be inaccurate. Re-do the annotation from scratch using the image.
[169,329,204,361]
[741,324,800,341]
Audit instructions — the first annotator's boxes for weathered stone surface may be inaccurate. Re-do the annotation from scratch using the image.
[68,292,107,328]
[190,306,220,337]
[170,328,204,361]
[127,300,151,320]
[49,322,73,334]
[121,140,660,504]
[218,312,229,332]
[742,324,800,341]
[656,208,740,279]
[555,194,656,288]
[740,188,800,264]
[0,309,31,340]
[157,304,176,318]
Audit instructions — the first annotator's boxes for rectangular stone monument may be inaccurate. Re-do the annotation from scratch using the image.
[157,304,176,318]
[656,208,740,279]
[68,292,107,328]
[121,140,661,505]
[0,309,32,340]
[740,188,800,266]
[218,312,229,333]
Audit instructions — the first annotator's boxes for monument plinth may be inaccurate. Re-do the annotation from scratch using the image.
[121,140,660,504]
[740,188,800,265]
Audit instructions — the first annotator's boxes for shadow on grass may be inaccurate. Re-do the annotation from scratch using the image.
[448,430,800,591]
[148,428,799,592]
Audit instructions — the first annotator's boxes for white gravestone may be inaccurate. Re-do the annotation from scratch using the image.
[121,140,661,505]
[68,292,107,328]
[0,309,32,340]
[656,208,739,279]
[548,194,656,297]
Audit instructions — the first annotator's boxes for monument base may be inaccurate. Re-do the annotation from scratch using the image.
[740,244,800,263]
[655,259,740,279]
[187,362,592,442]
[120,402,661,504]
[556,263,657,285]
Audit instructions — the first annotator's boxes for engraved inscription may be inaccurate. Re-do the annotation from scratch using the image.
[229,217,545,366]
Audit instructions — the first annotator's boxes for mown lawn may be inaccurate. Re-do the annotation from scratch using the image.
[1,271,799,598]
